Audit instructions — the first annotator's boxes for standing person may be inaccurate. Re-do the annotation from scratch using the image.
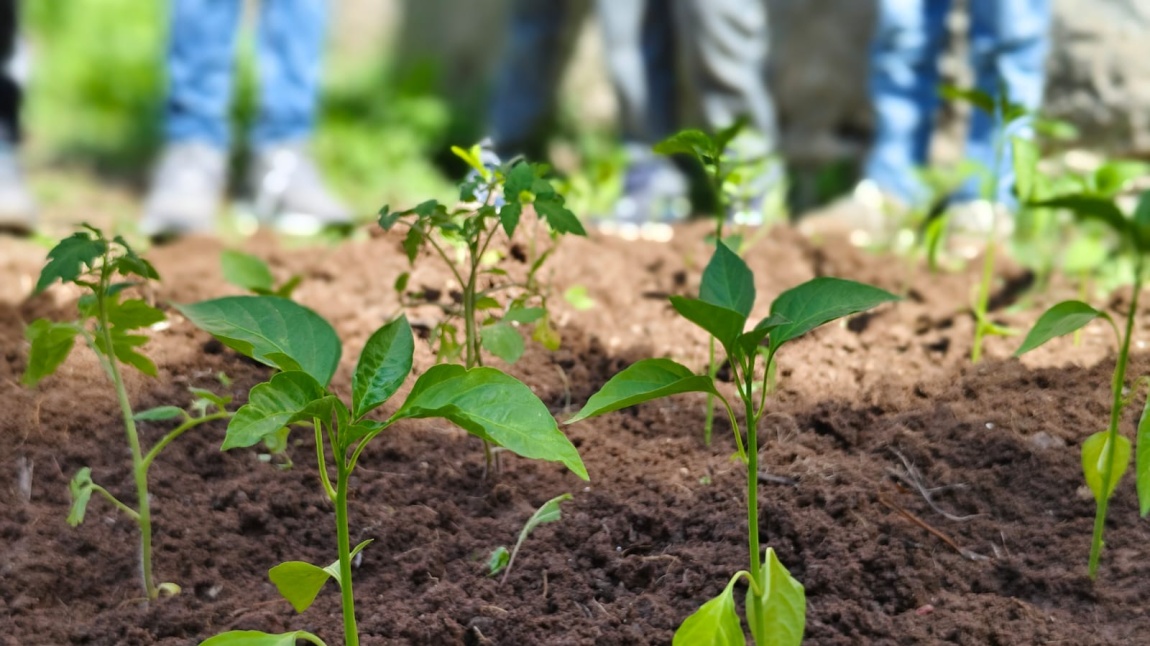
[0,0,34,235]
[142,0,350,239]
[800,0,1051,246]
[485,0,780,232]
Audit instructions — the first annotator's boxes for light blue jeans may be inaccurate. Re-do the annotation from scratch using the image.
[164,0,328,149]
[864,0,1050,206]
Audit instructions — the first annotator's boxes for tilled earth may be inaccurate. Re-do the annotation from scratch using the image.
[2,221,1149,645]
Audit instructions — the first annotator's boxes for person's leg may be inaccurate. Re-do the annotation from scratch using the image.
[963,0,1050,204]
[596,0,649,144]
[164,0,242,147]
[0,0,34,234]
[864,0,951,207]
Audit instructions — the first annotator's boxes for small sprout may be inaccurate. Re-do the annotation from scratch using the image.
[488,493,572,584]
[563,285,595,311]
[220,249,301,298]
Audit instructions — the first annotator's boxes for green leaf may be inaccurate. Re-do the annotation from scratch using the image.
[1033,195,1131,241]
[482,322,525,364]
[504,306,545,324]
[22,319,79,387]
[1094,161,1149,197]
[567,358,718,424]
[35,232,106,293]
[1132,190,1150,250]
[500,493,572,581]
[700,242,755,318]
[402,226,424,263]
[671,296,747,353]
[1082,431,1131,505]
[452,144,489,178]
[67,467,94,527]
[220,250,275,294]
[736,314,790,356]
[352,317,414,419]
[534,195,587,236]
[1138,394,1150,517]
[99,330,157,376]
[393,365,588,480]
[654,129,716,162]
[1011,137,1039,202]
[563,285,595,311]
[199,630,327,646]
[378,204,400,231]
[503,161,535,201]
[769,277,899,351]
[268,540,374,614]
[176,296,341,386]
[487,546,510,576]
[1014,301,1105,356]
[532,316,561,351]
[134,406,185,422]
[746,548,806,646]
[939,84,995,113]
[107,298,165,330]
[672,575,745,646]
[499,202,523,237]
[223,371,326,450]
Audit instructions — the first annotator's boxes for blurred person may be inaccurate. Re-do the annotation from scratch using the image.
[142,0,350,239]
[800,0,1051,247]
[484,0,779,232]
[0,0,34,235]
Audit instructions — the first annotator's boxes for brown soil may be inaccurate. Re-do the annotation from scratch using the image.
[3,221,1149,645]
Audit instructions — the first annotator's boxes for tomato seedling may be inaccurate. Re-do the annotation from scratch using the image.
[180,296,587,646]
[22,226,232,600]
[1015,189,1150,578]
[568,242,898,643]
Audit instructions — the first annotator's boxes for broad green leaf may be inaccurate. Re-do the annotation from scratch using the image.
[22,319,79,387]
[134,406,185,422]
[107,298,165,330]
[199,631,326,646]
[482,322,525,364]
[97,330,157,376]
[672,575,744,646]
[532,316,561,351]
[487,546,510,576]
[504,161,535,201]
[769,277,899,351]
[700,242,755,318]
[268,540,374,614]
[1138,394,1150,517]
[654,129,716,162]
[499,202,523,237]
[504,306,545,324]
[1033,195,1131,241]
[223,371,326,450]
[1082,431,1131,505]
[535,195,587,236]
[567,358,718,424]
[1015,301,1105,356]
[67,467,94,527]
[35,232,106,293]
[1132,190,1150,250]
[352,317,414,419]
[220,250,275,293]
[1094,161,1149,197]
[670,296,747,353]
[176,296,341,386]
[746,548,806,646]
[1011,137,1039,202]
[393,365,588,480]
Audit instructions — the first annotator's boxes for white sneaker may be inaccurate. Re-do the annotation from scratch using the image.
[141,141,227,239]
[250,141,352,235]
[0,142,35,235]
[798,180,901,247]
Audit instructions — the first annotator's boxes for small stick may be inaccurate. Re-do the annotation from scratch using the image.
[758,471,798,486]
[878,494,988,561]
[887,449,980,522]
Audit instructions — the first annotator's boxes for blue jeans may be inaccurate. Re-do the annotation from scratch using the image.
[864,0,1050,206]
[164,0,328,149]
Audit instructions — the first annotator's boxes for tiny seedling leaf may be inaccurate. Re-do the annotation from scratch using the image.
[736,314,790,356]
[534,195,587,236]
[199,631,327,646]
[107,299,165,330]
[67,467,94,527]
[1015,301,1105,356]
[134,406,186,422]
[669,296,747,354]
[563,285,595,311]
[1138,394,1150,517]
[672,575,745,646]
[504,306,545,324]
[499,493,572,583]
[1082,431,1131,505]
[746,548,806,646]
[566,358,718,424]
[487,546,510,576]
[769,277,899,351]
[269,540,373,614]
[352,317,414,419]
[482,322,525,364]
[223,371,327,450]
[1033,195,1131,241]
[700,242,755,318]
[34,232,106,293]
[22,319,79,387]
[393,364,588,480]
[220,250,276,293]
[654,129,716,162]
[176,296,341,386]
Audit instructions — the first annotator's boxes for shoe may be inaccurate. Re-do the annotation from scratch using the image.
[250,141,352,235]
[798,179,900,247]
[141,141,227,240]
[0,141,35,236]
[597,144,690,241]
[943,199,1013,260]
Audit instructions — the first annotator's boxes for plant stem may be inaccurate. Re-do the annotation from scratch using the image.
[703,338,716,445]
[1089,263,1143,577]
[971,105,1008,364]
[744,352,770,589]
[96,261,156,601]
[91,484,141,521]
[335,464,360,646]
[141,412,230,471]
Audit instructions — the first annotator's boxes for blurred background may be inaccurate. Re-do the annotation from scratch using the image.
[18,0,1150,227]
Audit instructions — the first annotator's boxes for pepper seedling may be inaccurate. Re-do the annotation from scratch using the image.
[220,249,301,298]
[380,144,586,469]
[1015,189,1150,578]
[567,242,898,643]
[22,225,232,601]
[180,296,587,646]
[487,492,572,585]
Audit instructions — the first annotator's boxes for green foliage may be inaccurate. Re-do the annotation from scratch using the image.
[566,359,718,424]
[22,319,80,388]
[67,467,95,527]
[269,540,372,613]
[1082,432,1131,505]
[745,548,806,646]
[220,250,301,298]
[1014,301,1106,356]
[672,575,745,646]
[487,493,572,582]
[199,631,327,646]
[1138,396,1150,517]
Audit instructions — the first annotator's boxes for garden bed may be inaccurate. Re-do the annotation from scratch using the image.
[3,222,1149,645]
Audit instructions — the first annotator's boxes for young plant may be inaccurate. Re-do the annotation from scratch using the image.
[1015,189,1150,578]
[22,226,232,600]
[567,243,898,642]
[180,296,587,646]
[487,492,571,584]
[379,145,586,467]
[220,249,301,298]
